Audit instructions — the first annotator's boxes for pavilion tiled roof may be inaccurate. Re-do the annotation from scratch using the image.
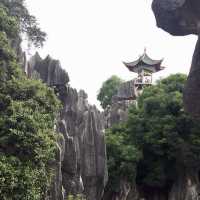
[123,51,164,73]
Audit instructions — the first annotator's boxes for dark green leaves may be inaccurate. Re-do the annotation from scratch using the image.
[106,123,141,191]
[127,74,200,188]
[0,0,46,47]
[97,75,123,109]
[106,73,200,191]
[0,4,60,199]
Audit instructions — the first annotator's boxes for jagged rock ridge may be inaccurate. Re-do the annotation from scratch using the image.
[27,53,108,200]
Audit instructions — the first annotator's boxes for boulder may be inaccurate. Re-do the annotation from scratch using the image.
[113,80,137,101]
[105,79,137,128]
[152,0,200,36]
[152,0,200,117]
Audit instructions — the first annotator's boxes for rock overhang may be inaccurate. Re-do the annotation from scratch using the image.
[152,0,200,117]
[152,0,200,36]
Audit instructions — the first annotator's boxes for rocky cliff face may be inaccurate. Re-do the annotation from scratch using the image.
[152,0,200,199]
[27,53,108,200]
[105,80,137,128]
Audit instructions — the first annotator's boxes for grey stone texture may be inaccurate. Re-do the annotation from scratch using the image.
[27,53,108,200]
[152,0,200,36]
[112,80,137,102]
[152,0,200,117]
[105,80,137,128]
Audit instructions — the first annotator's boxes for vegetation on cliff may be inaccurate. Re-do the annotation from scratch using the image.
[0,1,60,199]
[0,0,46,47]
[97,75,123,109]
[105,74,200,193]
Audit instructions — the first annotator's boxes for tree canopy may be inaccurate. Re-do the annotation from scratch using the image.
[106,123,141,192]
[0,0,46,47]
[97,75,123,109]
[106,73,200,194]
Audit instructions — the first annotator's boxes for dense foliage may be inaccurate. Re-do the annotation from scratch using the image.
[106,74,200,192]
[0,0,46,47]
[0,2,60,199]
[97,75,123,109]
[106,123,141,191]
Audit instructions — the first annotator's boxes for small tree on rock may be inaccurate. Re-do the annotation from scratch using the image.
[97,75,123,109]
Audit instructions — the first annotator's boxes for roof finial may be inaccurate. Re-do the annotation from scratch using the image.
[144,47,147,53]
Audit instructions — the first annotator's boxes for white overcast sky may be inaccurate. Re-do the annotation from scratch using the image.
[25,0,197,107]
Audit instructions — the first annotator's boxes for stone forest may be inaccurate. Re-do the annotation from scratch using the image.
[1,0,200,200]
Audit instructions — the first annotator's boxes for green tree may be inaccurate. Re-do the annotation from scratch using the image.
[106,123,141,192]
[0,3,60,199]
[97,75,123,109]
[105,74,200,195]
[127,74,200,189]
[0,0,46,47]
